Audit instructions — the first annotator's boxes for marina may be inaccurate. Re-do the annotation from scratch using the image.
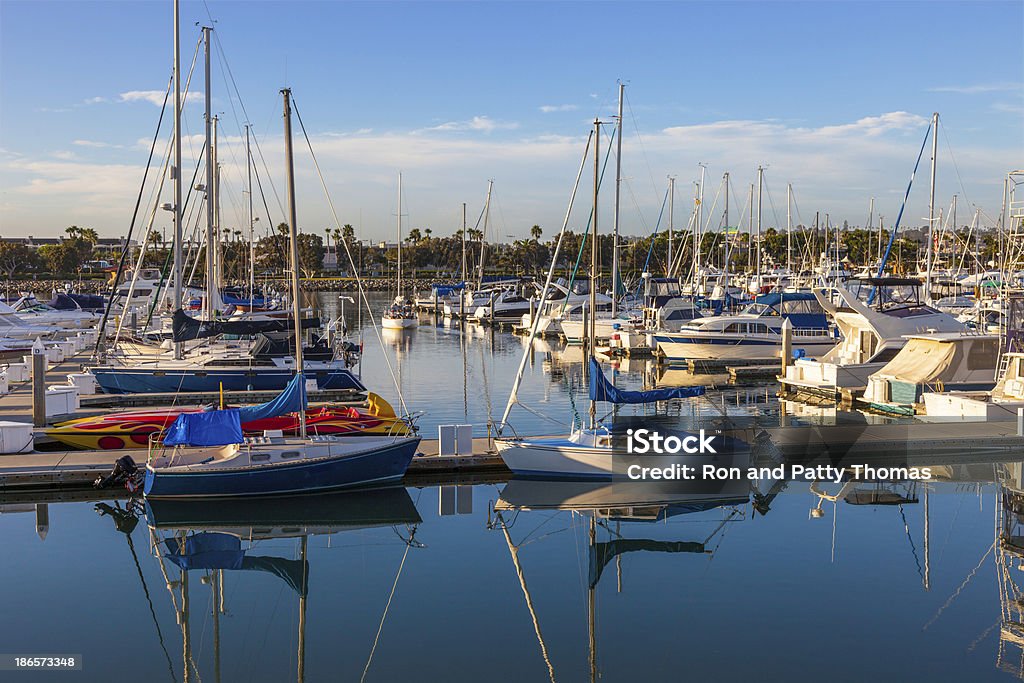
[1,0,1021,680]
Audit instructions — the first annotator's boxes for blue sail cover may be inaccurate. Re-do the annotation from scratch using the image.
[236,373,307,423]
[589,358,705,404]
[163,409,244,446]
[163,533,309,595]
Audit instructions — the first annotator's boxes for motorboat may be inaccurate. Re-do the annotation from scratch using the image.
[651,291,837,363]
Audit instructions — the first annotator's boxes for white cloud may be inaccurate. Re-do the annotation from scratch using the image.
[928,82,1023,94]
[539,104,578,113]
[428,116,519,133]
[82,96,107,105]
[73,139,117,148]
[993,102,1024,114]
[119,90,201,106]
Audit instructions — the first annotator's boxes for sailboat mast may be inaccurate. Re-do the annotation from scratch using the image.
[926,112,939,303]
[787,184,793,275]
[461,202,467,280]
[612,82,624,317]
[297,535,308,683]
[246,124,255,303]
[281,88,306,438]
[397,172,403,299]
[756,165,763,281]
[695,164,706,295]
[478,180,493,288]
[667,176,674,277]
[172,0,183,359]
[203,26,215,321]
[589,118,600,429]
[723,172,729,273]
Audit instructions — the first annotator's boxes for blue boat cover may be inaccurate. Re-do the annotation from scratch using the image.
[588,358,705,404]
[163,409,244,446]
[236,373,307,423]
[163,532,308,595]
[431,282,465,296]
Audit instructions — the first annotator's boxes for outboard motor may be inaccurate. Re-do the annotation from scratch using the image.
[94,455,141,492]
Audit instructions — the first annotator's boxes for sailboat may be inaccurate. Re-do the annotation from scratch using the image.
[142,89,421,499]
[381,173,417,330]
[496,118,706,479]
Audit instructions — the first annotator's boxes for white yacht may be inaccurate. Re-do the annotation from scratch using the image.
[651,291,837,363]
[781,277,967,400]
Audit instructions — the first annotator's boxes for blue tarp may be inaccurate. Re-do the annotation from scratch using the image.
[163,532,308,595]
[163,409,244,446]
[588,358,705,404]
[431,282,465,297]
[237,373,307,424]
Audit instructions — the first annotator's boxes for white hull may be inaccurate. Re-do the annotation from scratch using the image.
[381,316,417,329]
[495,437,615,478]
[655,335,836,362]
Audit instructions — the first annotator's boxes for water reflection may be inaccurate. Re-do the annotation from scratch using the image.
[94,489,423,683]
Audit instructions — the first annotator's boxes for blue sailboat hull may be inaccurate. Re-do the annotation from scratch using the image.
[91,367,365,394]
[144,437,420,498]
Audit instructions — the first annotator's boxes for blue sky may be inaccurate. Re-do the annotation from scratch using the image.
[0,1,1021,244]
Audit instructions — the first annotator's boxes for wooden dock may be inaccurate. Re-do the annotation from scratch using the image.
[0,436,509,491]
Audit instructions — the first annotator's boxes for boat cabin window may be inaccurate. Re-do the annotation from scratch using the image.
[967,338,999,370]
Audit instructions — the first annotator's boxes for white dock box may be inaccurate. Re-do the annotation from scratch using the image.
[46,386,80,416]
[4,363,29,383]
[438,424,473,455]
[0,373,7,395]
[66,373,97,395]
[44,346,63,363]
[54,340,76,359]
[0,421,33,454]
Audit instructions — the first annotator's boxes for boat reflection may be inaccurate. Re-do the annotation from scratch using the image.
[100,488,423,683]
[492,478,747,683]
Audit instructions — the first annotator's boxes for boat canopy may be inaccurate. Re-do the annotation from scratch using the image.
[430,282,465,296]
[588,358,704,404]
[171,309,320,342]
[237,373,307,423]
[163,410,244,446]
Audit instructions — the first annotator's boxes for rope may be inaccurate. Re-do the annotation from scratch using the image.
[291,95,409,416]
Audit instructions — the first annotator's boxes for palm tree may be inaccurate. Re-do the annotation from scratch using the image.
[530,224,543,242]
[424,228,432,240]
[407,228,422,243]
[80,227,99,244]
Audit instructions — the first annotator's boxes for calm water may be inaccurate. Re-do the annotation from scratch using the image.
[1,477,1019,682]
[2,292,1019,681]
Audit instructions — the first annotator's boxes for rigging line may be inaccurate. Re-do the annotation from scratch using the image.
[94,73,172,357]
[921,539,994,631]
[875,121,933,279]
[290,95,409,414]
[125,530,178,683]
[499,129,592,430]
[898,503,925,580]
[940,122,977,210]
[623,88,661,204]
[360,541,412,683]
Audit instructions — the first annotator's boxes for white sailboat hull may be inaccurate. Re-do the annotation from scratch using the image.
[381,316,417,329]
[495,436,616,478]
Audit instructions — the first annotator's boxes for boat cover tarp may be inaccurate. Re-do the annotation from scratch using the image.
[872,337,960,384]
[171,308,320,342]
[589,357,704,404]
[163,409,244,446]
[589,538,705,588]
[431,282,465,296]
[163,533,309,595]
[236,373,307,423]
[49,292,106,311]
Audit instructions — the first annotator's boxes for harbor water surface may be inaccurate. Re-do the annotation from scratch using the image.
[0,293,1018,682]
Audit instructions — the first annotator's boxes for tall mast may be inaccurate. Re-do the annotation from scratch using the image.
[478,180,493,287]
[756,166,763,280]
[667,176,674,277]
[589,118,600,429]
[213,115,222,300]
[867,196,874,265]
[281,88,306,438]
[786,183,793,275]
[926,112,939,303]
[461,202,467,280]
[246,124,255,303]
[723,172,730,275]
[612,82,624,316]
[172,0,183,359]
[695,164,706,294]
[202,26,215,321]
[397,172,403,299]
[748,184,754,280]
[952,193,958,275]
